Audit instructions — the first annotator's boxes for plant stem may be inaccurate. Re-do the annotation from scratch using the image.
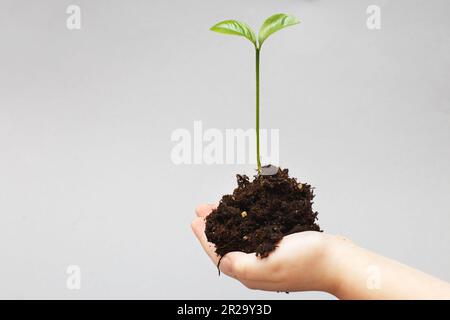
[255,47,261,174]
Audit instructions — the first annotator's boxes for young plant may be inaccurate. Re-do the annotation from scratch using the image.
[210,13,300,174]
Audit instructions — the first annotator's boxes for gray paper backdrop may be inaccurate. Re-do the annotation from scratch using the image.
[0,0,449,299]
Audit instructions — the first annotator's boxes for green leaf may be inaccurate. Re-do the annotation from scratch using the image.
[210,20,257,46]
[258,13,300,47]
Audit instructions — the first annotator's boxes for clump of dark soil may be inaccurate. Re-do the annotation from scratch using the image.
[205,166,321,259]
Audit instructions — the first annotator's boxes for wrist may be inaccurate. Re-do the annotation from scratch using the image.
[318,234,354,296]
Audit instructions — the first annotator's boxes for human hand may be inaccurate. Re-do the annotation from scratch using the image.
[193,204,450,299]
[191,203,339,293]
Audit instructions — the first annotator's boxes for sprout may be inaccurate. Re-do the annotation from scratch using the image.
[210,14,300,174]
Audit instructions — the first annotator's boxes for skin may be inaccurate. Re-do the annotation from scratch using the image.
[192,204,450,299]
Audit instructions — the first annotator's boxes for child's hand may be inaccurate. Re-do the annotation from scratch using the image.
[192,204,450,299]
[191,204,338,293]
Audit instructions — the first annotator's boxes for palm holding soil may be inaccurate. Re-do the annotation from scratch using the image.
[192,204,335,293]
[192,204,450,299]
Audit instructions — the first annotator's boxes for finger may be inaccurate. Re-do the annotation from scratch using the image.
[195,203,217,218]
[239,279,287,292]
[191,217,220,265]
[220,251,280,282]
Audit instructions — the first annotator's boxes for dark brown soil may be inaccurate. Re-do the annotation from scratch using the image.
[205,166,321,259]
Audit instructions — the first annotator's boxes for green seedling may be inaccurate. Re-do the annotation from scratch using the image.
[210,13,300,174]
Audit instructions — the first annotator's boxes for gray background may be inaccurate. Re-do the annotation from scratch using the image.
[0,0,449,299]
